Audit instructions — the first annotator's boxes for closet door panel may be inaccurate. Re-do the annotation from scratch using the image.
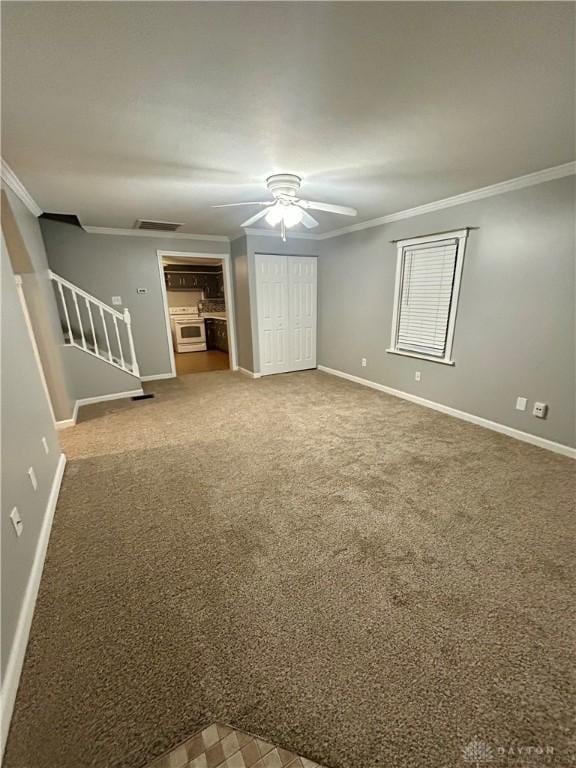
[255,254,291,375]
[288,256,317,371]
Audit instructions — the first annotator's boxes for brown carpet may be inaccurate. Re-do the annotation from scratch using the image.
[5,371,575,768]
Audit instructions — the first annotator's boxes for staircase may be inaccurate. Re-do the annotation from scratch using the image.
[50,271,140,377]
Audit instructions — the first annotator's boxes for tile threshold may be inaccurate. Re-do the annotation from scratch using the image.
[144,721,327,768]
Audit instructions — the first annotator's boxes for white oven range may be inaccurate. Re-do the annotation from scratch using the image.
[169,306,206,352]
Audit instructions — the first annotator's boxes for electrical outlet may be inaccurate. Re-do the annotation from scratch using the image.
[10,507,23,537]
[112,296,122,306]
[42,436,49,454]
[137,288,147,294]
[28,466,38,491]
[415,371,421,382]
[515,397,527,412]
[361,358,367,368]
[533,402,548,419]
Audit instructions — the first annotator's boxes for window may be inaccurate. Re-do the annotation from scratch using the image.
[387,229,468,364]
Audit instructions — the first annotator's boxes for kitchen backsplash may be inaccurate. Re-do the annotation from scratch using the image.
[199,299,226,313]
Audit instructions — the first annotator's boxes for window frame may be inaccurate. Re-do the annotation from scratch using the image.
[387,228,469,365]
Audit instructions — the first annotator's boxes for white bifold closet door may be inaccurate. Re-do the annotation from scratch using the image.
[254,253,317,376]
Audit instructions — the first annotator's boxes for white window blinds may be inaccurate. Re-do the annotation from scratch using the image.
[389,230,468,363]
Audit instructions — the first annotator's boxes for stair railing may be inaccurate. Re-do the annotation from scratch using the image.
[49,270,140,377]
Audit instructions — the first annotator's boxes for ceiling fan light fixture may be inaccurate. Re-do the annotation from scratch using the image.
[282,204,303,228]
[219,172,357,237]
[264,202,303,229]
[265,203,284,226]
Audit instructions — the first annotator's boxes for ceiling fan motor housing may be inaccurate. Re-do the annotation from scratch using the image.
[266,174,302,199]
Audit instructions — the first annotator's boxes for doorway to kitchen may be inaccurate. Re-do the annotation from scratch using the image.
[158,251,237,377]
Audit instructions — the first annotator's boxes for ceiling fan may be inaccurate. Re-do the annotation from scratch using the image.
[213,174,357,241]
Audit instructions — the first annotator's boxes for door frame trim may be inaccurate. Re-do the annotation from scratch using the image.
[157,250,238,376]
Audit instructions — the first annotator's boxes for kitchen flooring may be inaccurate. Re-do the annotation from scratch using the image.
[145,723,325,768]
[175,350,229,375]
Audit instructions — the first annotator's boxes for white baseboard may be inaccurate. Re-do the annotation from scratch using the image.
[55,389,143,430]
[140,372,175,382]
[76,388,143,407]
[237,367,262,379]
[55,401,79,430]
[1,453,66,759]
[318,365,576,459]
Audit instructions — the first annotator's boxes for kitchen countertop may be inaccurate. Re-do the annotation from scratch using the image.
[201,313,227,320]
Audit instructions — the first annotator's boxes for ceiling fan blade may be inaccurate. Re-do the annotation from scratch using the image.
[298,208,319,229]
[212,201,271,208]
[299,200,357,216]
[240,208,271,227]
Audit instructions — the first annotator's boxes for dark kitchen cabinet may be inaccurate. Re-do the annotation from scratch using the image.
[203,274,219,298]
[205,319,216,349]
[164,268,224,297]
[202,272,224,299]
[185,274,203,290]
[217,320,228,353]
[165,271,202,290]
[165,272,184,290]
[215,272,224,299]
[205,318,228,353]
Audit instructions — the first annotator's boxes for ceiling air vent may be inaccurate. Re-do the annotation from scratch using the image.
[135,219,184,232]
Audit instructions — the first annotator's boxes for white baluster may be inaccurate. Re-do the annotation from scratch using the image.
[123,308,140,376]
[113,315,125,369]
[86,298,98,354]
[57,281,73,344]
[71,290,87,349]
[100,306,113,362]
[49,271,140,376]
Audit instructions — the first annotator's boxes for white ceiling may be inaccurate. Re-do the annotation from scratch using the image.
[2,2,574,236]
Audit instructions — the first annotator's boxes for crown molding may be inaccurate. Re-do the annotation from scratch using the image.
[0,159,43,218]
[83,226,230,243]
[241,161,575,242]
[2,158,572,244]
[314,161,576,240]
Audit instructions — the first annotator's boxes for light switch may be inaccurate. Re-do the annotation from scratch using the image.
[515,397,527,411]
[112,296,122,306]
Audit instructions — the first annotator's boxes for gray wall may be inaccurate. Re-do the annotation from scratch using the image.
[41,221,229,378]
[230,236,254,371]
[247,234,320,258]
[62,346,142,401]
[318,176,575,447]
[1,235,62,681]
[2,186,74,420]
